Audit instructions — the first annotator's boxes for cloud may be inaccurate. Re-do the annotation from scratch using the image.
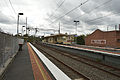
[0,11,16,24]
[47,0,120,34]
[1,0,120,35]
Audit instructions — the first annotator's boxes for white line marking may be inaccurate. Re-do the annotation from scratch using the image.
[29,43,71,80]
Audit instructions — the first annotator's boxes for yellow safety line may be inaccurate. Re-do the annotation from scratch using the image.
[28,43,48,80]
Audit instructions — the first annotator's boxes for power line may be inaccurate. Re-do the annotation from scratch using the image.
[56,0,61,6]
[8,0,17,15]
[74,0,112,20]
[0,0,17,20]
[51,0,89,24]
[63,12,120,30]
[55,0,66,11]
[63,0,113,24]
[85,11,120,23]
[7,0,26,28]
[49,0,66,19]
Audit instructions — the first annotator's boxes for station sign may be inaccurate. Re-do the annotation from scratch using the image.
[91,40,106,44]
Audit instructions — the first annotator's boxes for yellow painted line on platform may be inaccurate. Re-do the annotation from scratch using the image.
[27,43,48,80]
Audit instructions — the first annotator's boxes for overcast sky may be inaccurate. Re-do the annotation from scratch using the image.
[0,0,120,36]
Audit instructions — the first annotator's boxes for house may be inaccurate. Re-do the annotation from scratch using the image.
[42,34,75,44]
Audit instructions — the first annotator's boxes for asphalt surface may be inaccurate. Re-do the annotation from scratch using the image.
[1,43,34,80]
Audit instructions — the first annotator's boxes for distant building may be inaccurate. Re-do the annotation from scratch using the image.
[85,29,120,48]
[42,34,75,44]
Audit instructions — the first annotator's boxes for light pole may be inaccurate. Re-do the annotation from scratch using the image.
[17,13,24,36]
[22,26,25,36]
[27,27,30,36]
[26,17,27,35]
[74,20,79,35]
[74,20,79,44]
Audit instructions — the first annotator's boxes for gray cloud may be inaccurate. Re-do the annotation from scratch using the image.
[0,11,16,24]
[47,0,120,35]
[1,0,120,35]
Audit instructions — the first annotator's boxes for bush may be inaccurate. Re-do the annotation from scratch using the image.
[77,35,85,45]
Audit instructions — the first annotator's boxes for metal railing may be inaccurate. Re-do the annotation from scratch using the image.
[0,32,19,67]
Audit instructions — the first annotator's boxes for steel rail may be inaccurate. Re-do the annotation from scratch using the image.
[39,43,120,78]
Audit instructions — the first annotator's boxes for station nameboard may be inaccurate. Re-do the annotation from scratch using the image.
[91,40,106,44]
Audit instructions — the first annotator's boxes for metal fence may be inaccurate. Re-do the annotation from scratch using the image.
[0,32,19,67]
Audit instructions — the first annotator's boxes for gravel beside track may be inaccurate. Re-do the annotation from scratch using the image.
[33,43,120,80]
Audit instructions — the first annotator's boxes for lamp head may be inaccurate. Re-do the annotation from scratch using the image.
[18,13,24,15]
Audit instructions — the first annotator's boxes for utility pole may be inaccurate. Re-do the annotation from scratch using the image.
[115,25,117,30]
[119,24,120,31]
[26,17,27,35]
[34,28,38,43]
[28,28,30,36]
[107,26,108,31]
[59,22,60,34]
[35,28,38,37]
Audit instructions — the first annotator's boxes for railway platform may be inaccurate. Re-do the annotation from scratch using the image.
[0,43,34,80]
[1,42,120,80]
[0,43,52,80]
[72,44,120,55]
[0,43,71,80]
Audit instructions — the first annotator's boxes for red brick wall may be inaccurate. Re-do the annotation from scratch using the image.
[116,31,120,47]
[85,29,120,47]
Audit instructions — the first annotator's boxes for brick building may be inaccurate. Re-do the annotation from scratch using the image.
[85,29,120,48]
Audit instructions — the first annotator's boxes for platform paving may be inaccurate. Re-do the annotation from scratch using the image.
[1,43,34,80]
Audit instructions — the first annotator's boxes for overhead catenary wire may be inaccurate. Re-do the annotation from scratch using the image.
[8,0,17,15]
[63,0,113,24]
[80,11,120,31]
[55,0,66,12]
[85,11,120,23]
[51,0,89,24]
[49,0,66,19]
[56,0,62,6]
[49,0,115,33]
[8,0,26,28]
[73,0,113,20]
[0,0,26,34]
[0,0,17,20]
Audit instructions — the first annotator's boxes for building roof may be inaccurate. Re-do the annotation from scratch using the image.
[44,34,66,38]
[88,29,120,36]
[44,33,76,38]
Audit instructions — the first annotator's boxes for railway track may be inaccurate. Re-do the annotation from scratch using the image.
[42,44,120,76]
[34,43,120,80]
[38,44,90,80]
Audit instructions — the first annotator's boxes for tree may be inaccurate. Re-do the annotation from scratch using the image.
[77,35,85,45]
